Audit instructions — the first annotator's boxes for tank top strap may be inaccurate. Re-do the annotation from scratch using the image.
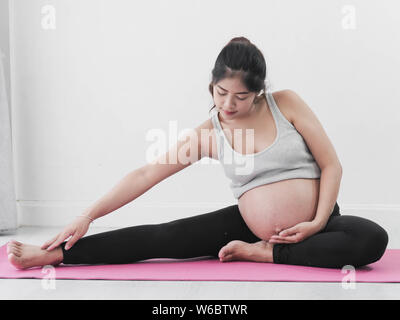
[265,90,294,131]
[210,110,225,160]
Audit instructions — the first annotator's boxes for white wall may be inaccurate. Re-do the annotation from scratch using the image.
[0,0,10,104]
[0,0,18,232]
[8,0,400,228]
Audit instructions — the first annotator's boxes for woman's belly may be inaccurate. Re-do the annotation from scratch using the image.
[238,178,320,241]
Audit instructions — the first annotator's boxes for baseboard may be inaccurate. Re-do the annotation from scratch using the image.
[17,200,233,228]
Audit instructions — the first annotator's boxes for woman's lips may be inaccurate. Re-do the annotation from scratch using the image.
[223,110,237,116]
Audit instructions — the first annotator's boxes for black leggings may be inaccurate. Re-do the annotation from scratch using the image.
[60,202,388,269]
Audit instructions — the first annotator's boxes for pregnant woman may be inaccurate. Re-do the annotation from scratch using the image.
[7,37,388,270]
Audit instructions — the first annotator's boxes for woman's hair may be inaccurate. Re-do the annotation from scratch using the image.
[208,36,270,114]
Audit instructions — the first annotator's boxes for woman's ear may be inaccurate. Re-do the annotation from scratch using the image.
[253,90,265,104]
[208,83,214,97]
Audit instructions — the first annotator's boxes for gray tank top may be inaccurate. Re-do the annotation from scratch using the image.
[210,91,321,199]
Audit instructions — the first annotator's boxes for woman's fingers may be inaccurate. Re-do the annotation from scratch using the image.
[41,235,59,250]
[270,234,300,243]
[269,239,292,244]
[279,227,298,237]
[64,232,81,250]
[46,231,72,251]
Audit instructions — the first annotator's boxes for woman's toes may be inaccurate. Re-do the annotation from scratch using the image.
[218,247,227,259]
[7,241,21,252]
[10,246,21,257]
[218,240,244,261]
[220,254,234,262]
[219,250,231,261]
[218,240,273,263]
[15,248,22,257]
[218,245,232,260]
[8,252,16,261]
[8,252,23,269]
[7,243,19,254]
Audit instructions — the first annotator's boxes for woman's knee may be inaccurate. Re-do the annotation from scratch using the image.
[364,222,389,264]
[345,216,389,266]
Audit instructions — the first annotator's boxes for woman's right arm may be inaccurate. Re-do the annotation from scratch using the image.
[42,119,212,251]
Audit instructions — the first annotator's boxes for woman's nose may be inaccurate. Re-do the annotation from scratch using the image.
[223,95,235,108]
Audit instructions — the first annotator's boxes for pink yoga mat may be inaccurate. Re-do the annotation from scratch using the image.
[0,243,399,282]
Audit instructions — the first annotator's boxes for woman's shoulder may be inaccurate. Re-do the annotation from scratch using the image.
[198,115,216,130]
[271,88,298,100]
[270,89,298,125]
[192,116,219,160]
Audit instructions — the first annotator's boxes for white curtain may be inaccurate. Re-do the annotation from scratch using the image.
[0,50,17,233]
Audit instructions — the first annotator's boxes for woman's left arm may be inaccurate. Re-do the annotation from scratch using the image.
[269,90,343,244]
[312,165,342,230]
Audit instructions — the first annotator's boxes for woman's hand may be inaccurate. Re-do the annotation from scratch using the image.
[269,221,322,244]
[41,216,92,251]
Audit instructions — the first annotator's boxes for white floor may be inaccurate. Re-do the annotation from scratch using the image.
[1,226,399,300]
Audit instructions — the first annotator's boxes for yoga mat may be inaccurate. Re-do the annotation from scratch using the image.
[0,243,399,282]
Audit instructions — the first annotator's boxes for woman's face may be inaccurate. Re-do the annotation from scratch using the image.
[213,76,258,120]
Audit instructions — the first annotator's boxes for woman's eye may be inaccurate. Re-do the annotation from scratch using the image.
[218,91,247,100]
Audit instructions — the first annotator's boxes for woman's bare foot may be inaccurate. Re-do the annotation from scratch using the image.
[7,240,64,270]
[218,240,274,263]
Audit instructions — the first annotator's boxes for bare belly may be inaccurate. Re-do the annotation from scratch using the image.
[238,178,320,241]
